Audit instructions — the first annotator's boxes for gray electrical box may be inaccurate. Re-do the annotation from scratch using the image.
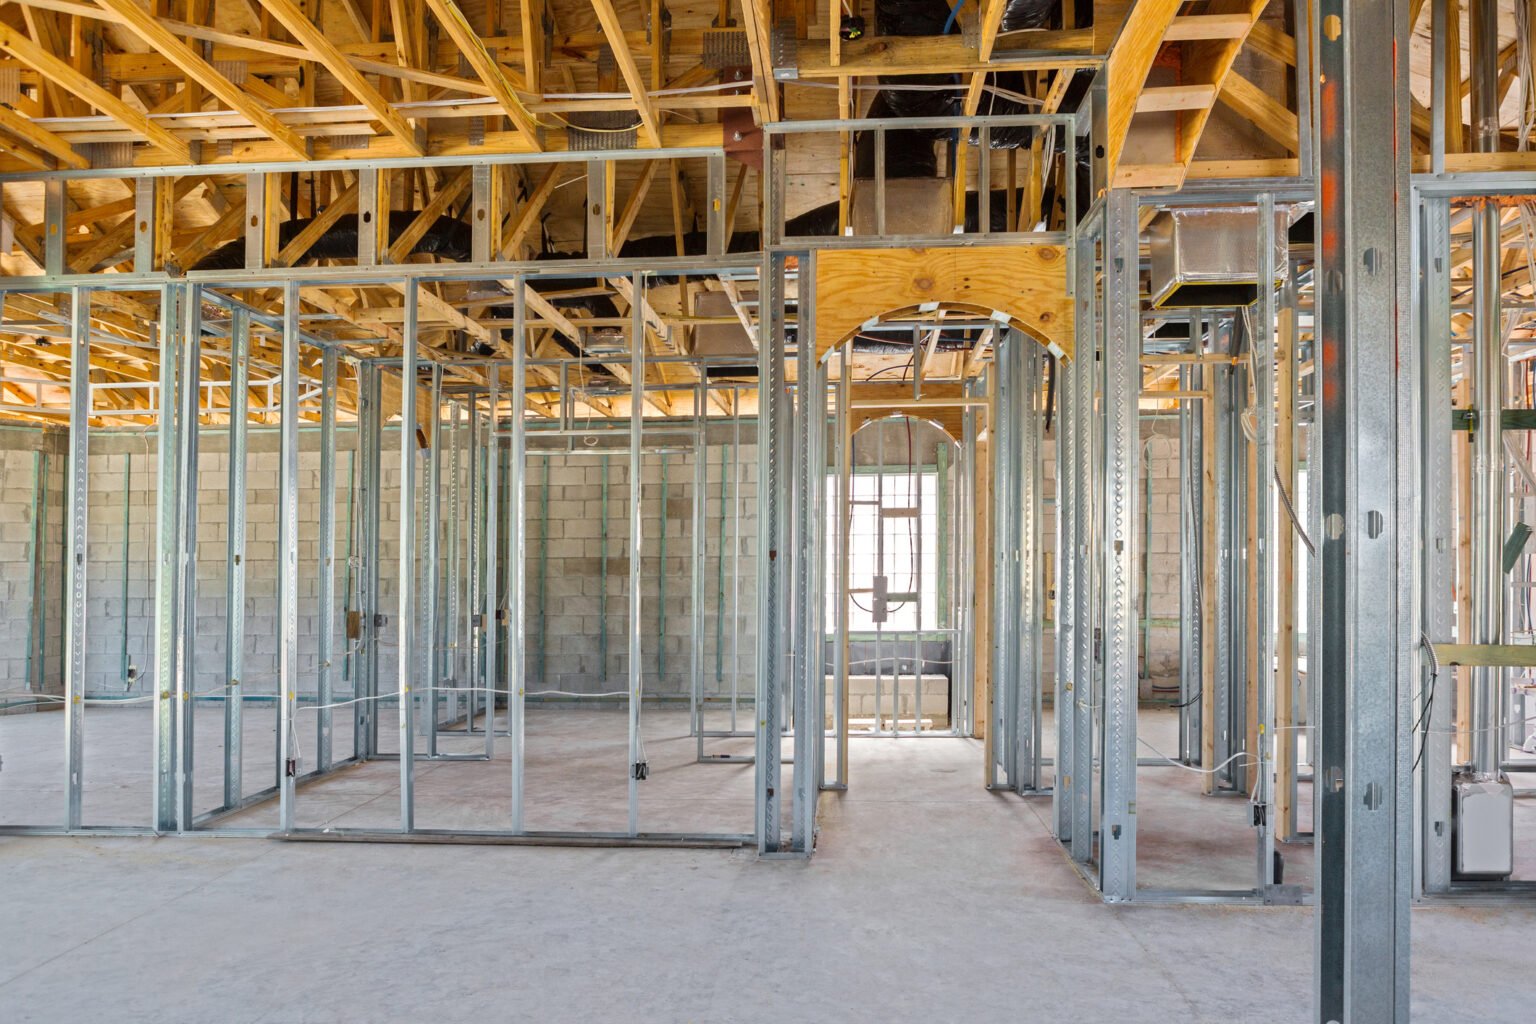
[871,574,888,624]
[1453,773,1514,879]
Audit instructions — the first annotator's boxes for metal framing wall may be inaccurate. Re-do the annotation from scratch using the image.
[11,60,1536,1015]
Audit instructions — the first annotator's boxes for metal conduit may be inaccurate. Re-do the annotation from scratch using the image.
[1471,0,1507,776]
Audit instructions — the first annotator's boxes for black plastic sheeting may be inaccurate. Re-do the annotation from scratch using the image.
[854,0,1091,203]
[876,0,950,35]
[193,210,474,271]
[853,0,959,179]
[1001,0,1056,30]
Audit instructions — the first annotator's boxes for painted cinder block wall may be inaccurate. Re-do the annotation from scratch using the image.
[522,432,760,701]
[0,429,66,706]
[1038,422,1184,701]
[80,427,371,703]
[0,416,1181,717]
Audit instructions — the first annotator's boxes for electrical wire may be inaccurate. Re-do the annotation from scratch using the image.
[1138,736,1257,776]
[790,79,1044,107]
[1274,465,1316,557]
[1519,0,1536,151]
[1414,632,1439,771]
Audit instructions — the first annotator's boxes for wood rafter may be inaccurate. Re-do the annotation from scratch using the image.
[251,0,426,155]
[0,99,89,168]
[91,0,311,159]
[0,21,191,160]
[423,0,544,143]
[586,0,660,144]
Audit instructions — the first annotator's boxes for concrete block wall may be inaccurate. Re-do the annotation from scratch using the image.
[523,439,759,699]
[0,430,66,705]
[82,428,369,701]
[0,412,1182,715]
[36,417,762,710]
[1141,427,1183,688]
[1039,422,1183,701]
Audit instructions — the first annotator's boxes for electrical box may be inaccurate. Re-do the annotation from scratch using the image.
[1453,773,1514,879]
[871,574,888,624]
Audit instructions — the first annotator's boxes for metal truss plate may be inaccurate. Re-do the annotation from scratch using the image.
[78,141,132,168]
[596,45,617,79]
[771,19,798,77]
[702,29,749,70]
[566,110,639,152]
[212,59,247,85]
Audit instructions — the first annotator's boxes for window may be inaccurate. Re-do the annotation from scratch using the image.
[829,469,942,632]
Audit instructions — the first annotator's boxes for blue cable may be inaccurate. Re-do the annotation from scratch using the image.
[943,0,966,34]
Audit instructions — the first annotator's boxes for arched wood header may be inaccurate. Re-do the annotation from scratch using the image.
[812,244,1073,361]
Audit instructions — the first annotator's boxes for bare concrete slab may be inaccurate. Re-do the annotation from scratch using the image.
[0,727,1533,1023]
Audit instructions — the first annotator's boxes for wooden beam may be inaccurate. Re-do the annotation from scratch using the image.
[586,0,660,145]
[252,0,425,155]
[974,0,1008,62]
[1200,356,1218,794]
[801,30,1099,78]
[423,0,543,144]
[170,189,247,270]
[612,159,660,251]
[0,22,192,161]
[1432,644,1536,668]
[93,0,310,159]
[1275,302,1299,838]
[520,0,543,95]
[387,166,472,262]
[499,161,565,259]
[1165,12,1253,40]
[0,100,89,168]
[1217,68,1300,153]
[1166,0,1272,174]
[737,0,781,121]
[1245,21,1296,65]
[1103,0,1184,181]
[270,179,361,267]
[1137,84,1218,113]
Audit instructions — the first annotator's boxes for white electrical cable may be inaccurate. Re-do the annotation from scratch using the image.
[1138,735,1258,776]
[789,79,1044,107]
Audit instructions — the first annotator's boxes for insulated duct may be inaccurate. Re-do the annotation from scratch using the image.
[194,211,474,271]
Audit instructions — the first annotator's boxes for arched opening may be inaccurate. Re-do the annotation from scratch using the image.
[833,414,965,737]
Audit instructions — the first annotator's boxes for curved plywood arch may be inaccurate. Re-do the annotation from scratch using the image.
[847,382,974,439]
[813,244,1073,361]
[851,411,961,444]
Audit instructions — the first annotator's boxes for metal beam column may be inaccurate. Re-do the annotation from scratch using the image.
[1314,0,1414,1015]
[151,285,179,832]
[397,287,419,830]
[1100,189,1140,901]
[277,282,300,833]
[1419,195,1454,894]
[64,286,90,830]
[316,347,339,772]
[223,307,249,810]
[756,250,789,852]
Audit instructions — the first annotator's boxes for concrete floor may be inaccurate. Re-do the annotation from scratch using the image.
[2,707,1535,1021]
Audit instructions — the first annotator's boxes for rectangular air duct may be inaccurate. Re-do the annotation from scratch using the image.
[1147,206,1289,308]
[691,290,757,357]
[580,326,628,357]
